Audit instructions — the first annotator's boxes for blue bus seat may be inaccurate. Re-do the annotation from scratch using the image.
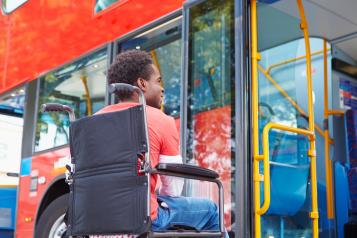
[260,130,310,216]
[268,161,310,215]
[334,161,349,238]
[345,110,357,214]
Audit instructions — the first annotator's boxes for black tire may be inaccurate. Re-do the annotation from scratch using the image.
[35,194,68,238]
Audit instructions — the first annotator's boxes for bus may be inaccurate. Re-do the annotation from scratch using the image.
[0,92,23,238]
[0,0,356,237]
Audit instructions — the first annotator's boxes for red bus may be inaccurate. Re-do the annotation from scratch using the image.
[1,0,357,237]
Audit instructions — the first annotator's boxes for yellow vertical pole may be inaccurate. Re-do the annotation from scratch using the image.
[323,39,335,219]
[150,50,165,111]
[250,0,262,237]
[297,0,319,237]
[80,75,93,116]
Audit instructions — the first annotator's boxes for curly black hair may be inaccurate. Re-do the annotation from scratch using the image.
[108,50,153,100]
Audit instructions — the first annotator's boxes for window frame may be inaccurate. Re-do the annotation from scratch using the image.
[113,10,183,118]
[32,44,111,155]
[113,10,182,52]
[1,0,28,14]
[0,85,26,117]
[93,0,129,17]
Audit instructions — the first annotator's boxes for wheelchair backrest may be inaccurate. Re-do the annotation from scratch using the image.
[66,105,150,236]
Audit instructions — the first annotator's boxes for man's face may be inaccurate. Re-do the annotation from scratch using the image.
[142,64,164,109]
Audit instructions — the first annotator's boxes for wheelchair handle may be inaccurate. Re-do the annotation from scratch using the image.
[41,103,76,122]
[109,83,136,94]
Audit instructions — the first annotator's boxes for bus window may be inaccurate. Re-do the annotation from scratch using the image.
[0,87,24,232]
[0,88,24,181]
[186,0,234,231]
[119,17,182,118]
[34,48,107,152]
[2,0,28,13]
[94,0,120,13]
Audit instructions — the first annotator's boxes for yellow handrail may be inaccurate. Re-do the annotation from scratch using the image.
[266,49,329,74]
[297,1,319,237]
[322,39,345,219]
[150,50,165,112]
[258,65,325,137]
[150,50,162,73]
[327,110,344,116]
[323,39,335,219]
[250,1,263,237]
[252,0,319,237]
[80,75,93,116]
[259,122,315,215]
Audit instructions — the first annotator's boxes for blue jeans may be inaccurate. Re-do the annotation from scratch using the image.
[152,195,229,238]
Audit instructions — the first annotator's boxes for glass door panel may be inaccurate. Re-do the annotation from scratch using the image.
[256,0,311,237]
[256,0,336,237]
[186,0,235,235]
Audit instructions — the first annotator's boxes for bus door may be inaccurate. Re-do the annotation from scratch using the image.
[253,0,357,237]
[183,0,236,236]
[251,0,320,237]
[0,87,25,237]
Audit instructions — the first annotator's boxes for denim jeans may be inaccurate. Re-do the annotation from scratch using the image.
[152,195,229,238]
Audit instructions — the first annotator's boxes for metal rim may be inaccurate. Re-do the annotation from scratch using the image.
[48,213,66,238]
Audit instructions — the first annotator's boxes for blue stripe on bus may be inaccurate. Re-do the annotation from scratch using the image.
[0,187,17,230]
[20,157,32,176]
[258,0,280,3]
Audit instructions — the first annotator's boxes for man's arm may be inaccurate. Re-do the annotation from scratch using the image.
[158,155,184,196]
[157,116,184,197]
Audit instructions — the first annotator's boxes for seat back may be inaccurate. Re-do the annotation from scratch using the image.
[66,105,150,236]
[345,110,357,213]
[262,130,310,216]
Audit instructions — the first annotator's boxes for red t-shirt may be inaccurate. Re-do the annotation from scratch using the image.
[96,102,181,220]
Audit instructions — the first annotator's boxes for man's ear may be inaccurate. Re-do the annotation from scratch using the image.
[136,78,147,92]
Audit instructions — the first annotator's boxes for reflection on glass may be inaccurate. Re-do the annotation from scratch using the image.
[257,1,311,237]
[94,0,120,13]
[2,0,27,13]
[35,49,107,152]
[151,41,181,117]
[187,0,234,232]
[0,88,25,116]
[120,18,182,118]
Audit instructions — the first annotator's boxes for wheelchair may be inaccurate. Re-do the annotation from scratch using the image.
[42,83,225,238]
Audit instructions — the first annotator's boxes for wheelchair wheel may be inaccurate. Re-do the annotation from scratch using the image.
[35,193,68,238]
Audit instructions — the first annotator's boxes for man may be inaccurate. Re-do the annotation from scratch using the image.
[97,50,228,237]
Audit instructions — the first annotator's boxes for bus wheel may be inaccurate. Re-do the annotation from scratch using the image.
[35,194,68,238]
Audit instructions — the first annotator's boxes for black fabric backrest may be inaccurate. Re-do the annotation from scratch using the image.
[70,105,148,170]
[66,105,150,236]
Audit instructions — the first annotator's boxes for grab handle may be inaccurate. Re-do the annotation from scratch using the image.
[41,103,76,122]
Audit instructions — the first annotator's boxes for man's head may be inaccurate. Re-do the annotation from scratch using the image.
[108,50,164,109]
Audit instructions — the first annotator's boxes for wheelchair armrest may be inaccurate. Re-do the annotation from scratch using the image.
[151,163,225,235]
[153,163,219,180]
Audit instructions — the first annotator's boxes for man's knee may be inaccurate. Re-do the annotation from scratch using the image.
[198,198,218,215]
